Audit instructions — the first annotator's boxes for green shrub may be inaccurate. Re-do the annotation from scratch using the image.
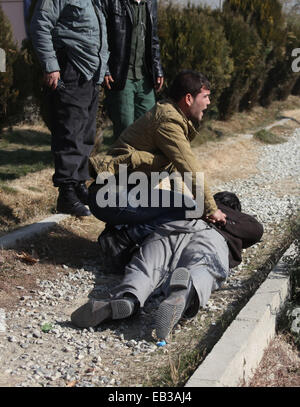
[223,0,285,45]
[217,13,265,119]
[223,0,287,110]
[158,2,234,118]
[0,1,44,128]
[292,76,300,96]
[0,5,19,128]
[260,23,300,106]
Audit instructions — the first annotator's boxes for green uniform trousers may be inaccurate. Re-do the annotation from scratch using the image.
[105,77,156,141]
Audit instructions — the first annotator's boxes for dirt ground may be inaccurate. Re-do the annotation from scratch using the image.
[245,334,300,387]
[0,216,104,310]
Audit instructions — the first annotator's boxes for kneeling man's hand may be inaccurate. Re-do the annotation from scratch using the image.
[207,209,227,225]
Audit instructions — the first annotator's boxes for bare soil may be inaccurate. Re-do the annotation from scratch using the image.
[244,334,300,387]
[0,216,104,310]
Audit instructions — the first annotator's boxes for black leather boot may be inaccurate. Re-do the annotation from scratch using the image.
[75,181,89,205]
[57,184,91,216]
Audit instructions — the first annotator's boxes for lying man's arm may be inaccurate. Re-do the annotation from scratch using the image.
[218,204,264,248]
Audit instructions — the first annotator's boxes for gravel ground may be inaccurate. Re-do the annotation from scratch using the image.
[0,126,299,388]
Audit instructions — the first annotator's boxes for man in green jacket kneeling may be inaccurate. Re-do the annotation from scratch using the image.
[88,70,226,225]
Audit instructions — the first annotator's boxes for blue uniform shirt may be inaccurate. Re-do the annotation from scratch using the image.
[30,0,109,84]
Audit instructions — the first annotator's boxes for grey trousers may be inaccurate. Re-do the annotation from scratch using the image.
[111,220,229,314]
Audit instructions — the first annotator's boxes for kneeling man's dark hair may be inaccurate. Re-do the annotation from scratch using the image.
[169,70,211,103]
[214,191,242,212]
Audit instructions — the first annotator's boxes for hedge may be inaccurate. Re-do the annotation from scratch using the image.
[0,0,299,127]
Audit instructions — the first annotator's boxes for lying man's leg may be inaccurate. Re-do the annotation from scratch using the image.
[109,236,173,306]
[71,236,173,328]
[155,267,195,340]
[70,296,138,329]
[155,224,229,340]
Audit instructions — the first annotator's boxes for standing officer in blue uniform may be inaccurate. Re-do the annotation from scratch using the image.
[30,0,109,216]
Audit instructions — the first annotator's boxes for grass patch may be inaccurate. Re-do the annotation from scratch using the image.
[92,125,115,155]
[26,186,42,193]
[0,126,52,182]
[253,129,287,144]
[0,128,51,147]
[192,122,231,146]
[0,183,18,194]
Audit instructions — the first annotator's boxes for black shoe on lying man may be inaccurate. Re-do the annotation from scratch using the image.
[71,294,139,328]
[155,268,197,340]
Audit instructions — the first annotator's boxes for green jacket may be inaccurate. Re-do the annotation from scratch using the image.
[30,0,109,83]
[89,101,218,216]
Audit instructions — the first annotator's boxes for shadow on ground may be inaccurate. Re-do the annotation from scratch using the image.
[0,150,53,181]
[0,129,51,147]
[0,200,21,227]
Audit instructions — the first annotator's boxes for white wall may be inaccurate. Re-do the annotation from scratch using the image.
[1,0,27,46]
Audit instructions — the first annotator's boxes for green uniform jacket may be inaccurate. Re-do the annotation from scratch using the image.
[89,100,218,216]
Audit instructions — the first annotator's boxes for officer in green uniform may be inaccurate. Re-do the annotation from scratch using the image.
[103,0,164,141]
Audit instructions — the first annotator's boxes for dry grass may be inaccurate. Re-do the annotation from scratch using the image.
[193,136,260,185]
[0,168,57,236]
[282,109,300,124]
[243,334,300,387]
[268,124,297,136]
[207,95,300,136]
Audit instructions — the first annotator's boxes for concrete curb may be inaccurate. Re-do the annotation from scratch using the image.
[0,214,69,250]
[185,242,295,387]
[0,309,5,334]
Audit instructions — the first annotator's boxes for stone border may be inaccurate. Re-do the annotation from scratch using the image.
[0,214,69,250]
[0,308,6,334]
[185,243,295,387]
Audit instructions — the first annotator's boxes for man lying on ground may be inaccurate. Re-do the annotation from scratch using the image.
[71,192,263,341]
